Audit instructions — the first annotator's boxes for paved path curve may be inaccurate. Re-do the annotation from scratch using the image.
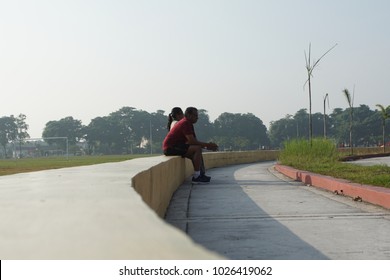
[348,155,390,167]
[165,161,390,259]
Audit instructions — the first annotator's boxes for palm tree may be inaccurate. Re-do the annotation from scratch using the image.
[304,43,337,145]
[342,88,354,155]
[376,104,390,153]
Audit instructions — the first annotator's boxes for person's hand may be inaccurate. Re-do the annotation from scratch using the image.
[206,142,218,151]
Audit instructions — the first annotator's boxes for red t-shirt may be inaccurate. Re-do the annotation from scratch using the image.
[163,118,195,151]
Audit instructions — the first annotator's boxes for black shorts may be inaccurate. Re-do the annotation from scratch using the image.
[164,143,189,156]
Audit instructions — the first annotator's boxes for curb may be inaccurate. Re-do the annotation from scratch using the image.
[275,164,390,210]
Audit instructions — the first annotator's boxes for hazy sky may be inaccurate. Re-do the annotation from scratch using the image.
[1,0,389,138]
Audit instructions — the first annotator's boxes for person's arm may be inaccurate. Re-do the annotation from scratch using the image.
[185,134,218,151]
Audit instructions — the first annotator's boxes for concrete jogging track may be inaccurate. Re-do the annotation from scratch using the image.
[165,156,390,259]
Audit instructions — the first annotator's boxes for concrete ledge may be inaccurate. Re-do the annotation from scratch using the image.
[131,156,193,218]
[0,159,221,259]
[203,150,278,169]
[275,164,390,209]
[0,151,278,259]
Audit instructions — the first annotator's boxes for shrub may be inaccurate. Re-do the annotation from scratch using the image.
[278,138,339,169]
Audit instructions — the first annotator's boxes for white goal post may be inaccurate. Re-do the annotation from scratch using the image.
[13,137,69,159]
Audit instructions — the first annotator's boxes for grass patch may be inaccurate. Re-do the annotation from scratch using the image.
[0,154,156,176]
[279,138,390,188]
[278,138,339,168]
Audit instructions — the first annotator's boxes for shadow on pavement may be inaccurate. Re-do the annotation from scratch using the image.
[165,163,328,260]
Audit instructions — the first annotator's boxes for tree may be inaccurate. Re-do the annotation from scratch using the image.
[214,112,269,150]
[84,116,119,154]
[376,104,390,152]
[269,109,325,148]
[353,105,380,147]
[0,116,18,157]
[304,43,337,145]
[269,105,386,149]
[14,114,30,157]
[342,88,354,154]
[149,110,167,154]
[293,109,309,139]
[42,117,84,150]
[109,107,139,154]
[129,109,152,152]
[194,109,214,142]
[328,106,379,147]
[243,113,269,149]
[84,107,167,155]
[213,113,235,150]
[329,107,350,146]
[269,115,296,148]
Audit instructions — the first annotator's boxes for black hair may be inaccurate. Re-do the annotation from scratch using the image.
[184,107,198,118]
[167,107,184,131]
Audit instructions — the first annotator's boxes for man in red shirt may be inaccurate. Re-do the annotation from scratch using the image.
[163,107,218,183]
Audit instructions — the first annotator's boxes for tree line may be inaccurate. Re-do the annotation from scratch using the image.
[0,107,269,157]
[269,105,390,149]
[1,104,389,158]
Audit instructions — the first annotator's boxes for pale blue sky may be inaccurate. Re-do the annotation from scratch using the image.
[1,0,389,137]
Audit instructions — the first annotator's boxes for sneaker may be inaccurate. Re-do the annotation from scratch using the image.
[201,174,211,181]
[192,175,210,184]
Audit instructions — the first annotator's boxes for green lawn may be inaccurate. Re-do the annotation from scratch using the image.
[296,161,390,188]
[0,154,156,176]
[279,138,390,188]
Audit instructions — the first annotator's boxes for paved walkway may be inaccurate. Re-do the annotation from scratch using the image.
[347,155,390,167]
[165,161,390,259]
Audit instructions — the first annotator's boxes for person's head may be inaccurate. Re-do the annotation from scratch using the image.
[167,107,184,131]
[170,107,184,121]
[185,107,199,124]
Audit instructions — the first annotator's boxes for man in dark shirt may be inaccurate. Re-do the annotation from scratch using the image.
[163,107,218,183]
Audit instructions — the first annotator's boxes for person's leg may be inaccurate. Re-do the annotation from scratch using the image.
[184,146,211,183]
[199,154,211,181]
[200,155,206,175]
[164,144,189,156]
[166,144,209,182]
[184,145,202,172]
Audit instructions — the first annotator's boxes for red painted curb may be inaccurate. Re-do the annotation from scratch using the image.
[274,164,390,209]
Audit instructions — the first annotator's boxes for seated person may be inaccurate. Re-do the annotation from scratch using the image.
[167,107,207,177]
[167,107,184,131]
[163,107,218,183]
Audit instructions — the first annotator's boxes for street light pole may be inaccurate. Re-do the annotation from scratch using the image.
[149,119,153,155]
[323,93,329,138]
